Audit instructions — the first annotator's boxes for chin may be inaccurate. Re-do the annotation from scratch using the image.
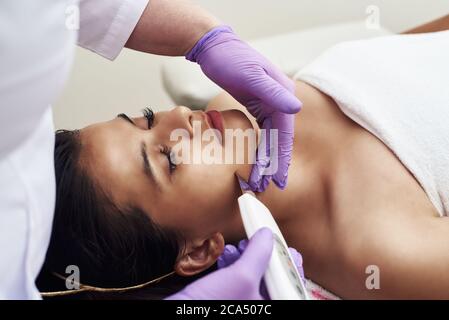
[220,109,259,181]
[221,109,260,143]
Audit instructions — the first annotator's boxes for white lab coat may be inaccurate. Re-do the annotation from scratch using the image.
[0,0,149,299]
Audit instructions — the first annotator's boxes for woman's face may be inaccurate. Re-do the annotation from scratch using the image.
[79,106,258,243]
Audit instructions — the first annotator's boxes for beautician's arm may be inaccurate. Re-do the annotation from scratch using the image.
[125,0,220,55]
[402,13,449,34]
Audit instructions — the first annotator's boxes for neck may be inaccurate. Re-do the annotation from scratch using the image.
[257,155,328,241]
[222,80,338,244]
[222,165,328,248]
[222,139,330,245]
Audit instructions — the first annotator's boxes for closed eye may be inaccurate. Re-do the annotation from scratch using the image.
[142,107,155,129]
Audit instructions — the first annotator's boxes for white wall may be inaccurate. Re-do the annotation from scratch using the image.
[53,0,448,129]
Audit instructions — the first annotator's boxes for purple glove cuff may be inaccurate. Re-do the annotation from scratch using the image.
[185,25,234,62]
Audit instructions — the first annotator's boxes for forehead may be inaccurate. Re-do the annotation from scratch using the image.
[79,119,146,206]
[80,119,132,170]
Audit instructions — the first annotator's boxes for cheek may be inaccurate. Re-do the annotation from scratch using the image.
[163,164,240,232]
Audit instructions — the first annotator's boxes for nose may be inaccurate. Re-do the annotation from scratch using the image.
[168,106,194,137]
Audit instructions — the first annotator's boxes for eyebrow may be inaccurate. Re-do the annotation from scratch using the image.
[117,114,161,190]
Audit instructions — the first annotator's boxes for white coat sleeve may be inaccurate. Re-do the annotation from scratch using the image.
[78,0,149,60]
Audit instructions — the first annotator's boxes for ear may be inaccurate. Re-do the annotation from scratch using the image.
[175,232,225,277]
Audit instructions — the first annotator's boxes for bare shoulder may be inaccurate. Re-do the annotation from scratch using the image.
[291,80,449,298]
[334,209,449,299]
[402,14,449,34]
[327,127,448,298]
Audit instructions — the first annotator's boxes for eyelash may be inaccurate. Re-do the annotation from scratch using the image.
[142,107,154,129]
[141,108,176,174]
[161,144,177,174]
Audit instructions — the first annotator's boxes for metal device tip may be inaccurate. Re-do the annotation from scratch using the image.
[235,173,255,196]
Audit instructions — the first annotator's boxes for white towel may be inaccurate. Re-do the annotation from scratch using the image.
[294,31,449,217]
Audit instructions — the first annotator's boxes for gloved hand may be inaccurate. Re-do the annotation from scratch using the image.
[217,235,305,299]
[166,228,274,300]
[186,25,302,192]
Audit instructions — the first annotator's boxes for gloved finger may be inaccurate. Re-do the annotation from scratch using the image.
[248,118,272,192]
[288,248,305,281]
[247,73,302,114]
[248,160,271,192]
[259,248,304,300]
[233,228,274,281]
[237,239,249,253]
[270,113,295,189]
[248,143,270,192]
[239,241,305,298]
[241,237,269,299]
[260,281,270,300]
[217,244,241,269]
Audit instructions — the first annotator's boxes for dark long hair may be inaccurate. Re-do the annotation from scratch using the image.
[36,129,205,299]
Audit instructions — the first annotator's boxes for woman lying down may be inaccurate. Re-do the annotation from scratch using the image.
[37,22,449,299]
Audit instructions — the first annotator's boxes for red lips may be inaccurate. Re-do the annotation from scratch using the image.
[206,110,225,138]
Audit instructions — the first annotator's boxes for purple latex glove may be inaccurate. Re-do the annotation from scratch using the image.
[166,228,274,300]
[218,237,305,299]
[186,25,302,192]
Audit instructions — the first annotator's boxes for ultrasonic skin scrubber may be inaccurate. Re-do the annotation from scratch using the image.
[236,175,309,300]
